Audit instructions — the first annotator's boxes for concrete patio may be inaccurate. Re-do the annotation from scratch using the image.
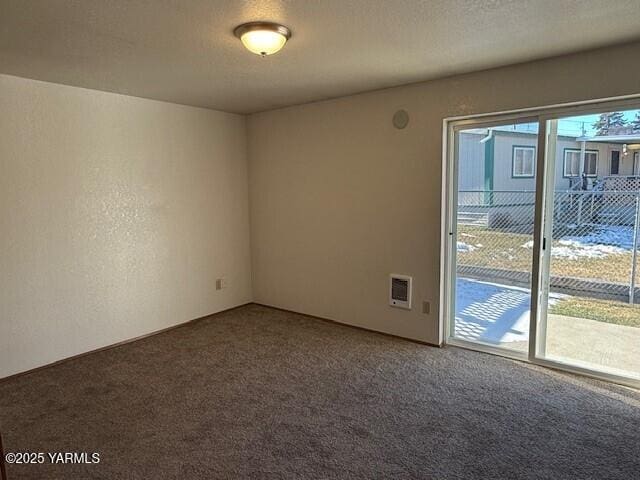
[454,278,640,380]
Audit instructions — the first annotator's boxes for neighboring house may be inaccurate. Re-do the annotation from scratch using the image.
[458,128,640,227]
[459,128,640,204]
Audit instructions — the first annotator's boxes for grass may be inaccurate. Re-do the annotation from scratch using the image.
[457,224,640,328]
[549,297,640,328]
[457,224,633,284]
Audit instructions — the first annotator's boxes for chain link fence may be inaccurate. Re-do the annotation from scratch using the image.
[457,189,640,304]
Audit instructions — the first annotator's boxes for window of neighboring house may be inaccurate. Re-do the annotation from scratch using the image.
[563,149,598,177]
[610,150,620,175]
[512,146,535,177]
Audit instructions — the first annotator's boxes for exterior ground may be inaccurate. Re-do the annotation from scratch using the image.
[549,296,640,328]
[455,278,640,380]
[457,224,634,284]
[545,314,640,379]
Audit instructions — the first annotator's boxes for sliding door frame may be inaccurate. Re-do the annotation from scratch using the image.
[443,114,538,362]
[441,95,640,389]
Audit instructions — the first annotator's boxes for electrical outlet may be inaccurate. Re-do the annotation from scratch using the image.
[422,301,430,314]
[215,278,227,290]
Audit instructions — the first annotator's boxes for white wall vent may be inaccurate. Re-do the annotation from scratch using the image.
[389,274,412,309]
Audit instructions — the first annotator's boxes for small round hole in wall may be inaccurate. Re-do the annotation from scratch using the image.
[392,109,409,129]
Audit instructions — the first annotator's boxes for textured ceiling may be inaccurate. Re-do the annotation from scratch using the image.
[1,0,640,114]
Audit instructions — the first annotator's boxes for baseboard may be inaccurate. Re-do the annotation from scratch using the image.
[0,302,252,383]
[1,301,440,383]
[251,302,442,348]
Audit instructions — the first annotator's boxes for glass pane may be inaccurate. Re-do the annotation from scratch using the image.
[539,108,640,381]
[524,153,533,175]
[514,150,523,175]
[573,153,581,175]
[452,121,539,353]
[588,153,597,175]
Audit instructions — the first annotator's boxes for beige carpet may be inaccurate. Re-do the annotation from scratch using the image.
[1,304,639,479]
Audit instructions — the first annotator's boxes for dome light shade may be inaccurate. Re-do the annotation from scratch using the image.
[234,22,291,56]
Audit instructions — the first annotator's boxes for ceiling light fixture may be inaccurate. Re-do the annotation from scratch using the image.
[234,22,292,56]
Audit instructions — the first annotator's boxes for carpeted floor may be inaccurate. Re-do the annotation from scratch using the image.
[1,304,639,479]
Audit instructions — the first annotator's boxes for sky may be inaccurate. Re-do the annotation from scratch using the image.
[560,110,639,137]
[484,109,639,137]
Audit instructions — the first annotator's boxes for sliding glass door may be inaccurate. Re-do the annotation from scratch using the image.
[536,108,640,382]
[449,119,539,355]
[445,101,640,387]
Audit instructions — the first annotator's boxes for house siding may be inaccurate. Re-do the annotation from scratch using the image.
[461,130,632,197]
[457,132,486,205]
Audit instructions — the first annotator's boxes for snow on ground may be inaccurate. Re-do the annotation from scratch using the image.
[563,225,634,250]
[521,225,633,260]
[457,241,477,252]
[455,278,564,345]
[522,239,627,259]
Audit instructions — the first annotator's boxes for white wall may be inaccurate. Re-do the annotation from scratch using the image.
[247,41,640,345]
[0,74,252,378]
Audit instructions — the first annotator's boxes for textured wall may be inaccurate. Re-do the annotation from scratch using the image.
[0,74,252,378]
[247,42,640,345]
